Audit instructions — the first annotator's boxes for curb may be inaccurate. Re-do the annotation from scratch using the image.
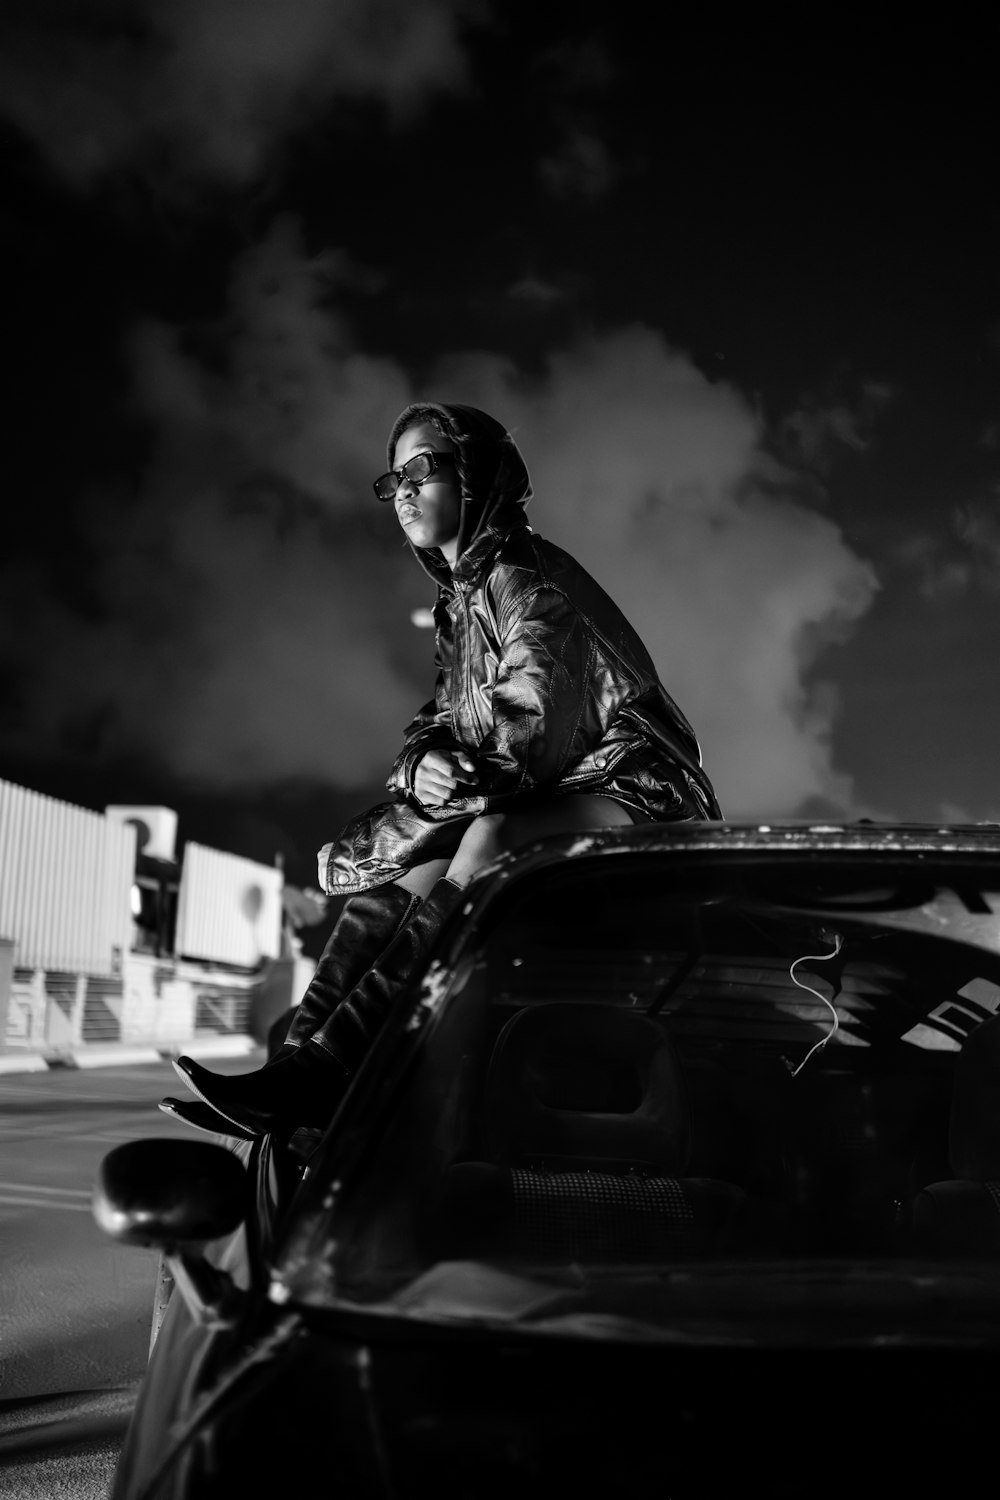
[0,1035,261,1075]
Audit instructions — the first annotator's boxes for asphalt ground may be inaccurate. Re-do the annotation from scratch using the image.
[0,1042,261,1499]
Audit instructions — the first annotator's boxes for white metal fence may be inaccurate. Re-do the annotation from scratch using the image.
[175,841,283,968]
[0,778,298,1055]
[0,777,135,975]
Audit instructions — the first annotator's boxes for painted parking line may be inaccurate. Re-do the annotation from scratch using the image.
[48,1131,169,1145]
[0,1181,91,1197]
[0,1116,147,1135]
[0,1133,176,1153]
[0,1181,92,1212]
[0,1182,94,1212]
[0,1196,93,1212]
[0,1131,158,1149]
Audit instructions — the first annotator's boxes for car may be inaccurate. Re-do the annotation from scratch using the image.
[93,820,1000,1499]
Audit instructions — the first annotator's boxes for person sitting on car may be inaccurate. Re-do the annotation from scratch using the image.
[166,402,722,1138]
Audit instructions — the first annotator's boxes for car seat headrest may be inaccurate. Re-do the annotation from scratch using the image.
[484,1003,690,1174]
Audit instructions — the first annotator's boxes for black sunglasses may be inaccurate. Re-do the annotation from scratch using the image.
[373,449,455,502]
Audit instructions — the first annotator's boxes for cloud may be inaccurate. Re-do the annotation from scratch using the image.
[532,35,617,98]
[530,32,619,201]
[955,490,1000,574]
[1,219,422,791]
[433,327,879,816]
[538,130,615,200]
[895,487,1000,599]
[0,235,879,819]
[507,275,570,306]
[0,0,475,191]
[128,218,412,508]
[773,376,896,479]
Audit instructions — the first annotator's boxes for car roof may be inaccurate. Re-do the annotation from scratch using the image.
[422,819,1000,983]
[515,819,1000,856]
[460,819,1000,893]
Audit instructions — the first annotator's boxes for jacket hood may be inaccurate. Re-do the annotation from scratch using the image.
[387,402,533,589]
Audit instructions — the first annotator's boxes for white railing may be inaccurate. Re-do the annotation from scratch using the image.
[0,778,135,975]
[175,842,283,968]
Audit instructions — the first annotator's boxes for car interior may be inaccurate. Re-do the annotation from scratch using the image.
[284,854,1000,1302]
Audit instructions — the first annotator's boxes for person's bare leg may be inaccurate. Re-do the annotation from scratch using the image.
[445,795,632,887]
[395,858,451,898]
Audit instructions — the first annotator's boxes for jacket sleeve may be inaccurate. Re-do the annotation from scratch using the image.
[387,594,466,798]
[474,584,608,798]
[386,674,464,797]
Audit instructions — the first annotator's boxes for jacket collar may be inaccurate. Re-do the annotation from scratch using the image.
[418,495,531,595]
[452,504,531,590]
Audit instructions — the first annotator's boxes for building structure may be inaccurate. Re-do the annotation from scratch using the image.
[0,778,314,1057]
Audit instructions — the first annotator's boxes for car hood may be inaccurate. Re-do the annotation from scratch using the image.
[344,1256,1000,1348]
[136,1268,1000,1499]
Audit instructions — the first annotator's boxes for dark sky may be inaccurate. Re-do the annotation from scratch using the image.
[2,3,998,887]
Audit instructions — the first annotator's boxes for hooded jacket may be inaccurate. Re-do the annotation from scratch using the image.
[321,403,721,894]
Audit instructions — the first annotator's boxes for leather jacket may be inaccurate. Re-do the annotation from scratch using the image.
[321,404,720,895]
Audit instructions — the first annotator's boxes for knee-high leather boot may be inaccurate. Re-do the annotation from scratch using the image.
[160,882,417,1137]
[171,878,464,1137]
[279,883,420,1053]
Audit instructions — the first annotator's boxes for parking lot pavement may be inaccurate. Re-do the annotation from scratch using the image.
[0,1034,259,1076]
[0,1386,136,1499]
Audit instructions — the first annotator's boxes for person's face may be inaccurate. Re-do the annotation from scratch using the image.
[390,421,463,564]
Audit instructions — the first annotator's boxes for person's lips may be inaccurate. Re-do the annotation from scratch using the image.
[397,503,422,524]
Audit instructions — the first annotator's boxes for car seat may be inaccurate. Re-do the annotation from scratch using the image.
[908,1012,1000,1255]
[782,1066,950,1253]
[427,1003,747,1263]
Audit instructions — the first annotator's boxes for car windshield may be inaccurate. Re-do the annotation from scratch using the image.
[273,845,1000,1343]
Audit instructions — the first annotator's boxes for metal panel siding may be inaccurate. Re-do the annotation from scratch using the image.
[175,842,282,968]
[91,812,134,974]
[2,778,33,957]
[0,778,135,973]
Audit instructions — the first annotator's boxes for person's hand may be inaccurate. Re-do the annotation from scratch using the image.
[413,748,479,806]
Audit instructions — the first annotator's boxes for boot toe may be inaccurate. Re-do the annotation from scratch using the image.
[172,1054,212,1095]
[171,1055,275,1134]
[171,1049,342,1136]
[159,1096,257,1141]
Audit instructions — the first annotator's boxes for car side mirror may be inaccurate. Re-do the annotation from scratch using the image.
[93,1139,250,1329]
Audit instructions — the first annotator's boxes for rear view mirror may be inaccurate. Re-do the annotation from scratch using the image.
[93,1139,251,1333]
[93,1138,248,1248]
